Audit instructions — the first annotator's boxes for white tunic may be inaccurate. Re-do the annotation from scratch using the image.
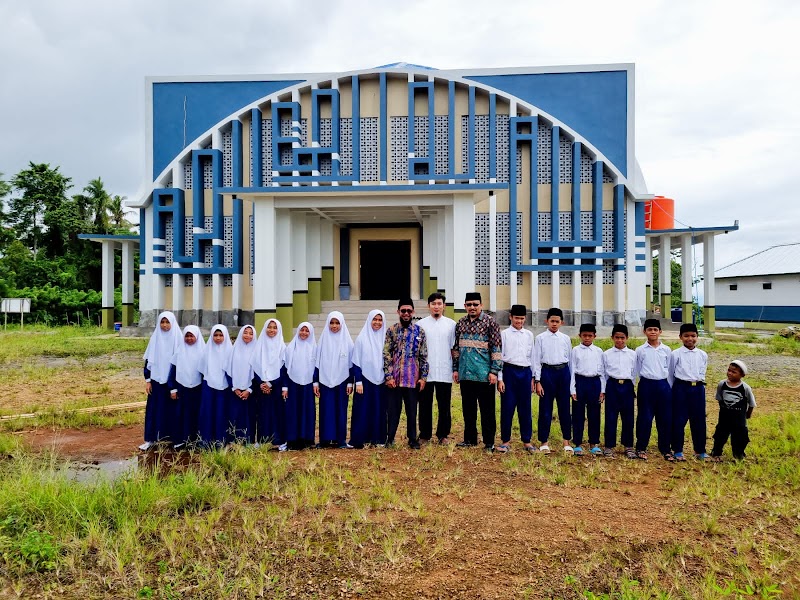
[635,342,671,381]
[417,314,456,383]
[497,326,534,381]
[669,345,708,385]
[532,330,572,380]
[569,343,605,395]
[602,346,637,380]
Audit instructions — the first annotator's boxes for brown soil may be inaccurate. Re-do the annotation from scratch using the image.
[19,424,143,462]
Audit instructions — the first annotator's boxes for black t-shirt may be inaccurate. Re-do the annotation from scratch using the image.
[715,380,755,412]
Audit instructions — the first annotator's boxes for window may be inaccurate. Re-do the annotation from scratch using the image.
[729,284,738,291]
[763,282,772,290]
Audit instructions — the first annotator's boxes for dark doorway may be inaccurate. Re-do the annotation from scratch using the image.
[360,240,411,300]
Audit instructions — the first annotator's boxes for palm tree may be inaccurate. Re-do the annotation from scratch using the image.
[81,177,111,233]
[107,194,132,230]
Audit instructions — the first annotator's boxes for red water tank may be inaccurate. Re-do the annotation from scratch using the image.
[645,196,675,230]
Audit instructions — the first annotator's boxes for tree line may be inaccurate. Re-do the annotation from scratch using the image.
[0,163,136,325]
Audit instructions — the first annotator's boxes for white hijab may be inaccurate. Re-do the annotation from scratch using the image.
[315,311,354,387]
[143,311,182,384]
[171,324,206,388]
[285,322,316,385]
[200,324,232,391]
[227,324,258,391]
[250,318,285,382]
[352,309,386,385]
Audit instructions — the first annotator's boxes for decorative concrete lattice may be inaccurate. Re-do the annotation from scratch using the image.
[603,260,615,284]
[460,117,469,175]
[319,118,333,176]
[202,156,213,189]
[249,214,254,285]
[495,115,523,184]
[581,269,594,284]
[360,117,379,181]
[560,270,573,285]
[603,166,614,184]
[558,133,572,184]
[602,212,615,252]
[580,149,593,184]
[414,116,429,158]
[558,212,572,242]
[474,213,523,286]
[339,118,353,176]
[184,161,192,189]
[538,212,551,242]
[474,115,491,182]
[280,119,308,166]
[389,117,408,181]
[164,215,173,287]
[434,115,449,176]
[537,123,552,184]
[538,270,552,284]
[261,118,273,186]
[222,130,232,187]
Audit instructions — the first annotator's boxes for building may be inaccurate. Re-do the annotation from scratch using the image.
[87,63,737,337]
[716,243,800,326]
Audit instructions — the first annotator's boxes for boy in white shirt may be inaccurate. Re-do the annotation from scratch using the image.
[496,304,535,453]
[634,318,672,461]
[669,323,709,461]
[602,324,637,458]
[569,323,605,456]
[532,307,573,454]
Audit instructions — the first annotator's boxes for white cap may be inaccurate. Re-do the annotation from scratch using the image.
[730,360,748,376]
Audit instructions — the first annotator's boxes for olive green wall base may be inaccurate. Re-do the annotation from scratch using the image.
[121,304,134,326]
[682,301,693,324]
[445,304,455,320]
[254,310,277,334]
[704,306,715,334]
[101,307,115,330]
[293,292,309,326]
[321,267,335,301]
[422,267,430,298]
[645,285,652,312]
[660,293,671,318]
[276,305,293,342]
[308,279,321,314]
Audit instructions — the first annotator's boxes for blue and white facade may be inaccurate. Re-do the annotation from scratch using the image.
[129,63,656,335]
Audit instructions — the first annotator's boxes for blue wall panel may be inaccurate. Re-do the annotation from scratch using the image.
[717,305,800,324]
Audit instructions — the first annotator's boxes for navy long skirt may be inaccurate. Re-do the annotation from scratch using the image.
[199,383,230,447]
[176,383,202,445]
[285,380,316,449]
[227,393,252,444]
[318,381,349,447]
[253,374,286,445]
[144,381,171,443]
[350,379,386,447]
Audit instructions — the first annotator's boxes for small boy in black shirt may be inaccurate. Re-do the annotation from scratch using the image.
[710,359,756,461]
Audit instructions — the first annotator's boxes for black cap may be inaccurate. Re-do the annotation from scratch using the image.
[465,292,482,303]
[612,324,629,337]
[579,323,596,334]
[510,304,527,317]
[679,323,698,335]
[397,297,414,309]
[546,307,563,320]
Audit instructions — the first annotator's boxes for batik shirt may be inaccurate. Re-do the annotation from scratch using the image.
[452,312,503,382]
[383,323,428,388]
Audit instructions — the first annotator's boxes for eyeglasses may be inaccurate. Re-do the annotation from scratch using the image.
[399,308,414,314]
[464,302,480,307]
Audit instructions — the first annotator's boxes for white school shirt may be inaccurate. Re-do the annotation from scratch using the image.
[635,342,671,381]
[497,326,534,381]
[668,345,708,386]
[569,343,606,395]
[602,346,637,380]
[532,330,572,380]
[417,314,456,383]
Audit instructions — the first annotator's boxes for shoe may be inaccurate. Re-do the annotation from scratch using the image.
[409,441,421,450]
[696,452,709,461]
[563,445,575,455]
[590,445,603,456]
[625,448,637,459]
[455,441,475,448]
[438,437,451,445]
[138,441,152,451]
[496,443,511,453]
[253,443,261,449]
[485,445,495,453]
[339,443,354,449]
[376,444,386,448]
[278,443,288,452]
[673,452,686,462]
[602,448,614,458]
[539,444,551,454]
[572,446,583,456]
[418,438,430,445]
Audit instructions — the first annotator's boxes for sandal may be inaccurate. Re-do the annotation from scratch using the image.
[663,452,675,462]
[539,444,551,455]
[573,446,584,456]
[602,448,614,458]
[496,443,511,453]
[590,445,603,456]
[625,448,637,460]
[636,450,648,461]
[563,445,574,455]
[709,455,723,463]
[673,452,687,462]
[523,445,537,453]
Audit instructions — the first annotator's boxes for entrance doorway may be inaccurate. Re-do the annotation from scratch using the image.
[359,240,410,300]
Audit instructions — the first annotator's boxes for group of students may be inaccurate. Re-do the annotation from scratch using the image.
[503,307,756,461]
[141,298,755,462]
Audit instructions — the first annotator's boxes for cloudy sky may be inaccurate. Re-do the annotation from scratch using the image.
[1,0,797,270]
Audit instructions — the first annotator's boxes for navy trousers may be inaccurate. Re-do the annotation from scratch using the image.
[604,378,635,449]
[671,380,707,455]
[572,375,602,446]
[635,377,672,454]
[500,364,533,443]
[711,407,749,459]
[538,365,571,443]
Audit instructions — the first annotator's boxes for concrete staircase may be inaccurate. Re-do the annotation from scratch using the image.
[307,300,401,340]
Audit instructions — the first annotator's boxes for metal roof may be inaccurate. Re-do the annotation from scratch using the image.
[716,243,800,278]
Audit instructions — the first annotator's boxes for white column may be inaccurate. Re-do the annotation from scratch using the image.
[101,241,115,309]
[306,214,321,279]
[594,257,604,325]
[444,205,454,297]
[530,260,539,315]
[614,259,625,313]
[681,234,693,322]
[253,198,276,311]
[572,269,582,323]
[232,273,242,312]
[192,274,202,312]
[551,264,560,310]
[489,193,497,311]
[703,234,716,327]
[659,234,671,315]
[172,274,184,311]
[436,211,446,291]
[290,212,307,292]
[320,220,334,266]
[121,241,135,306]
[644,236,653,310]
[451,195,474,305]
[172,163,185,190]
[275,209,292,306]
[139,208,154,311]
[212,274,222,312]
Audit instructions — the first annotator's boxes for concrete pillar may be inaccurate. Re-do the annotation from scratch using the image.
[320,220,335,301]
[121,241,135,326]
[435,210,445,296]
[644,237,653,312]
[451,196,474,318]
[614,259,625,318]
[253,198,277,333]
[275,209,293,340]
[444,205,455,318]
[681,234,694,324]
[594,256,603,325]
[659,234,671,317]
[291,212,309,324]
[572,267,582,324]
[489,193,497,311]
[100,240,115,329]
[703,234,716,334]
[306,214,322,314]
[172,274,184,314]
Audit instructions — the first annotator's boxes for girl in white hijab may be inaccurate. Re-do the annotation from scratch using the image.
[350,310,387,448]
[199,324,233,447]
[225,324,258,444]
[141,311,182,450]
[284,322,317,449]
[250,318,287,448]
[169,325,205,446]
[313,311,354,448]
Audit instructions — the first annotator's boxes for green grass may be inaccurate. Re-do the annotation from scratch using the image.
[0,325,147,365]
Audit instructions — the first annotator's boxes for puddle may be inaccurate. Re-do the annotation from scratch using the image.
[69,457,138,483]
[68,450,203,483]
